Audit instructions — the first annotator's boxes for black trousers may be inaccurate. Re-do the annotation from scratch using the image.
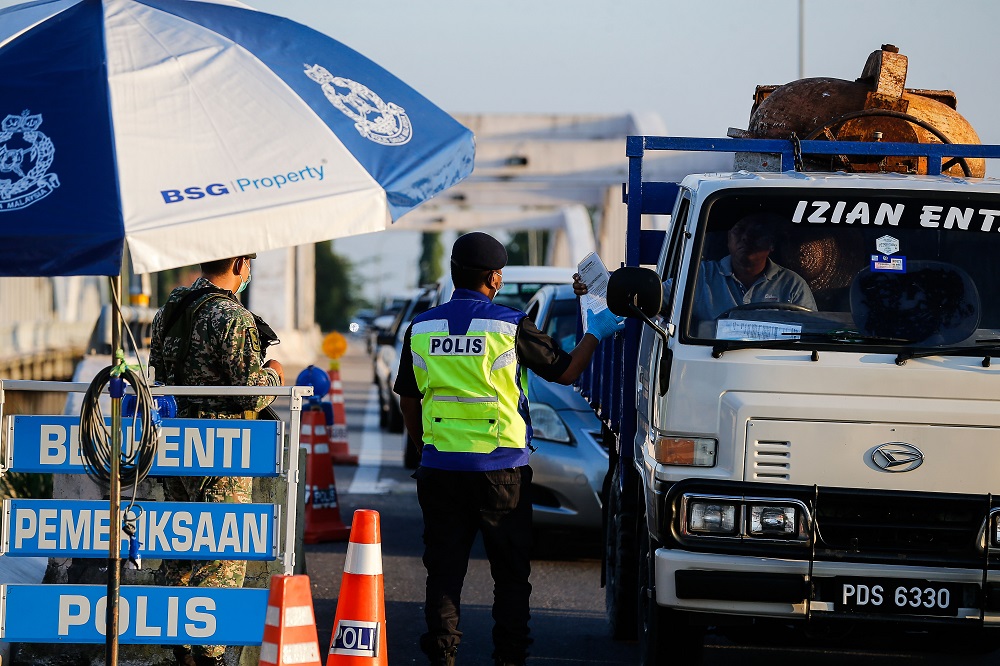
[415,465,533,661]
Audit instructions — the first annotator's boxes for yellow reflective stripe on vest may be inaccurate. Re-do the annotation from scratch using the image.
[411,317,527,455]
[433,395,499,403]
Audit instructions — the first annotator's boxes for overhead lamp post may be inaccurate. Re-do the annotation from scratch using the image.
[798,0,805,79]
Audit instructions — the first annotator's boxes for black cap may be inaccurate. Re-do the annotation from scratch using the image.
[450,232,507,271]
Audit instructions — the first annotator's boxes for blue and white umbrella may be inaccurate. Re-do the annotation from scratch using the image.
[0,0,475,276]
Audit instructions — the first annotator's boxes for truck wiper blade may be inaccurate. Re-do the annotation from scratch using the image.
[711,329,911,358]
[796,329,915,344]
[895,340,1000,366]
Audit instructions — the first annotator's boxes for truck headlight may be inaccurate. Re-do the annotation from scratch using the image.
[687,501,737,535]
[653,436,716,466]
[680,493,811,544]
[749,504,796,536]
[530,403,571,444]
[976,508,1000,552]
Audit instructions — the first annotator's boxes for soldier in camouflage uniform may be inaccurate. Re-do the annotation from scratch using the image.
[149,255,284,666]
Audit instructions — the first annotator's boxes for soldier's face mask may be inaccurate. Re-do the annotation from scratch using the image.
[236,258,252,295]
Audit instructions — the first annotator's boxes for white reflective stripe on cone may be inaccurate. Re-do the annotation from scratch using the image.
[265,605,281,625]
[344,541,383,575]
[285,605,314,627]
[283,643,321,664]
[260,642,278,664]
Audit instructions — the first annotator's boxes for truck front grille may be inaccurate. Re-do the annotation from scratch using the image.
[814,488,989,564]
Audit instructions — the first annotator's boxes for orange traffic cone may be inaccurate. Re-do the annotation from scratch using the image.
[260,574,322,666]
[302,407,351,543]
[327,360,359,466]
[326,509,386,665]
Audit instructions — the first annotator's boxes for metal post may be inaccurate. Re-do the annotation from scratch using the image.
[283,387,306,574]
[106,274,121,666]
[798,0,805,79]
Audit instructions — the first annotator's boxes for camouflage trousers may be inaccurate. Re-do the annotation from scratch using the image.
[160,475,253,659]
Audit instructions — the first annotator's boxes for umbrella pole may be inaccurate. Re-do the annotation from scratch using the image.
[106,274,122,666]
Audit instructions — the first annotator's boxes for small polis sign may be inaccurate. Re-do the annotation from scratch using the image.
[330,619,380,657]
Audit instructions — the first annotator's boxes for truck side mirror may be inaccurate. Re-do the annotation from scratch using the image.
[608,266,672,396]
[608,267,663,318]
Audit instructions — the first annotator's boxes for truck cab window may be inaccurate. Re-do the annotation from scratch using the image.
[683,190,992,348]
[658,195,691,319]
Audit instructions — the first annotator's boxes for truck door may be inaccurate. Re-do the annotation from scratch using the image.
[638,194,690,438]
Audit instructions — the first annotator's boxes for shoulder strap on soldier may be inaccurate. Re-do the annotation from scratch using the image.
[161,286,232,337]
[160,286,233,383]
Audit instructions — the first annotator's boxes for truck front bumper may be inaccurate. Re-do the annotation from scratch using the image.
[657,549,1000,624]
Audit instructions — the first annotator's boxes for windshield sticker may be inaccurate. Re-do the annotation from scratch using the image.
[715,320,802,341]
[875,235,900,255]
[791,199,1000,231]
[793,200,905,225]
[871,254,907,273]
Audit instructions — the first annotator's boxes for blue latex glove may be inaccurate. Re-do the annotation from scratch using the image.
[585,308,626,340]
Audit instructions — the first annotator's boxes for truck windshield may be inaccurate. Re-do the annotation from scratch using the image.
[683,189,1000,349]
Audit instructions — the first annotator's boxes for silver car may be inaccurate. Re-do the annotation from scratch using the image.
[523,284,607,533]
[374,285,438,433]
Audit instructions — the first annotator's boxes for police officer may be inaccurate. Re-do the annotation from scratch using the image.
[149,254,284,666]
[393,232,624,666]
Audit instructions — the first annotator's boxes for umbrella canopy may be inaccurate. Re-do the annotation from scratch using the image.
[0,0,474,276]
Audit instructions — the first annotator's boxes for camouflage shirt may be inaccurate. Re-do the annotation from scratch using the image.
[149,276,280,418]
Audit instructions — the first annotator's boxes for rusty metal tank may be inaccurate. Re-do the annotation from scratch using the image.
[730,45,984,177]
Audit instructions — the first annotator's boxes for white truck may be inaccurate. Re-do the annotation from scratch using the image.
[584,46,1000,663]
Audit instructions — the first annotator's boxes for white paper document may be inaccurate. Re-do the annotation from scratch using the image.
[715,319,802,341]
[577,251,611,331]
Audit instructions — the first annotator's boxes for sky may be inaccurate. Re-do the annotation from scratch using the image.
[6,0,999,306]
[243,0,1000,143]
[243,0,1000,305]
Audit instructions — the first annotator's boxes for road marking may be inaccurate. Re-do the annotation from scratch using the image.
[347,386,389,494]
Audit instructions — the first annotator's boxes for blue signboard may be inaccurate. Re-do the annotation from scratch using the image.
[1,584,268,645]
[3,499,278,560]
[6,416,282,476]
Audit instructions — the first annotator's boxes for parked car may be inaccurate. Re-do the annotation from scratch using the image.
[366,293,416,357]
[436,264,576,311]
[349,308,376,337]
[522,284,607,532]
[373,285,439,432]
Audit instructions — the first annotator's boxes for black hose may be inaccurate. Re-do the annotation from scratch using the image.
[79,364,158,488]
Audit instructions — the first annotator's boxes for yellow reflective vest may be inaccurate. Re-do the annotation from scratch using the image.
[409,291,530,471]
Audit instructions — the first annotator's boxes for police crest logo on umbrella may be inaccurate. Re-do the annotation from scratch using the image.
[305,64,413,146]
[0,109,60,211]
